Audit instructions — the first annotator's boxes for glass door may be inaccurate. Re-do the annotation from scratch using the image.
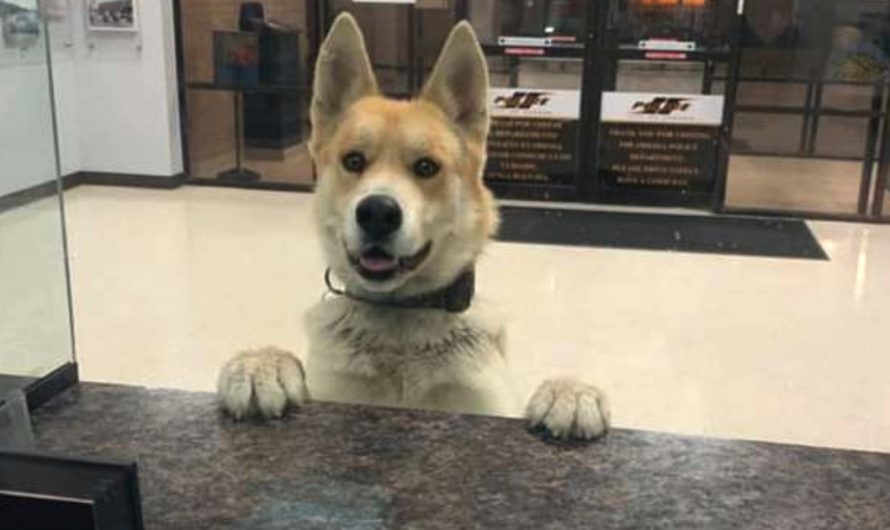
[466,0,590,201]
[310,0,890,219]
[723,0,890,218]
[589,0,738,207]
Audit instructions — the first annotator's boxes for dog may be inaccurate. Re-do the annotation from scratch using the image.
[216,14,610,440]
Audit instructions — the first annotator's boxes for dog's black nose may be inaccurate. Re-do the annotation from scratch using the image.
[356,195,402,239]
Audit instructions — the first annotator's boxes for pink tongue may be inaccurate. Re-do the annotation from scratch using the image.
[359,255,399,272]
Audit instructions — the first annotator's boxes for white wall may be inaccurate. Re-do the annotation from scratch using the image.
[1,0,183,199]
[65,0,182,176]
[51,55,81,177]
[0,57,58,197]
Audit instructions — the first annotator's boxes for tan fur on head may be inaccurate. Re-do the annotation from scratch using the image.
[309,13,499,298]
[421,22,491,146]
[309,14,378,155]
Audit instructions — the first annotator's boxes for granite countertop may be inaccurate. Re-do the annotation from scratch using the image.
[30,383,890,529]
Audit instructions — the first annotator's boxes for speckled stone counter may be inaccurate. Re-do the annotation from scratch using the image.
[30,383,890,529]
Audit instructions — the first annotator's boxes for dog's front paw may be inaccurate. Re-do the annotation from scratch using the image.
[526,378,610,440]
[217,346,309,420]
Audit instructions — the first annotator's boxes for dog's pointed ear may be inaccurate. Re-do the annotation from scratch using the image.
[421,22,490,143]
[310,14,378,143]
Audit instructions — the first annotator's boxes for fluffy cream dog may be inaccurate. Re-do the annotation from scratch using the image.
[217,14,610,440]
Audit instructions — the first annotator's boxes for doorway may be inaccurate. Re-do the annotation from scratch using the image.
[458,0,740,207]
[588,0,739,208]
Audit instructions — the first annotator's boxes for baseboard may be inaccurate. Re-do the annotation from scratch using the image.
[70,171,186,190]
[186,177,314,193]
[0,172,186,215]
[24,362,79,411]
[0,180,64,215]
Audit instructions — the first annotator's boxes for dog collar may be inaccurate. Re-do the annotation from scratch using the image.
[324,268,475,313]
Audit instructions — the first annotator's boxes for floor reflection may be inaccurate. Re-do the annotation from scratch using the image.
[62,185,890,452]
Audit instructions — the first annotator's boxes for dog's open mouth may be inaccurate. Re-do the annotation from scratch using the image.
[349,242,432,281]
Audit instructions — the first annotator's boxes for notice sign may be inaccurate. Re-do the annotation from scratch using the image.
[486,88,580,185]
[600,92,724,192]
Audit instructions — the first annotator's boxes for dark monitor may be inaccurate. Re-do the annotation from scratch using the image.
[0,450,144,530]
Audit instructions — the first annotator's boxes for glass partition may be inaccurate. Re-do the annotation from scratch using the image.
[0,1,74,400]
[725,0,890,216]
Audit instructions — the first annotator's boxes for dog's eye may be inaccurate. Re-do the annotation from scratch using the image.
[413,157,440,179]
[342,151,367,173]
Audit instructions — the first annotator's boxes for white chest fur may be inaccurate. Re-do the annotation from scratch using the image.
[218,296,609,439]
[304,297,515,415]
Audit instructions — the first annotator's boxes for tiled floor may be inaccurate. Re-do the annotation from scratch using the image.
[56,185,890,453]
[0,196,72,378]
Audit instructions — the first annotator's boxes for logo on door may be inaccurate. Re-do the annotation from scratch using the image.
[631,97,692,116]
[602,92,724,125]
[493,92,552,110]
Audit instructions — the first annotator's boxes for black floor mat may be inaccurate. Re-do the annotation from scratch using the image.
[497,207,828,260]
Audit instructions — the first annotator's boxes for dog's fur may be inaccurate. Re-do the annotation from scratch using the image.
[217,14,609,439]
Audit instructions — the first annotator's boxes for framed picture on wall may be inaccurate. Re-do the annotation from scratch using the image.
[85,0,138,32]
[1,4,41,51]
